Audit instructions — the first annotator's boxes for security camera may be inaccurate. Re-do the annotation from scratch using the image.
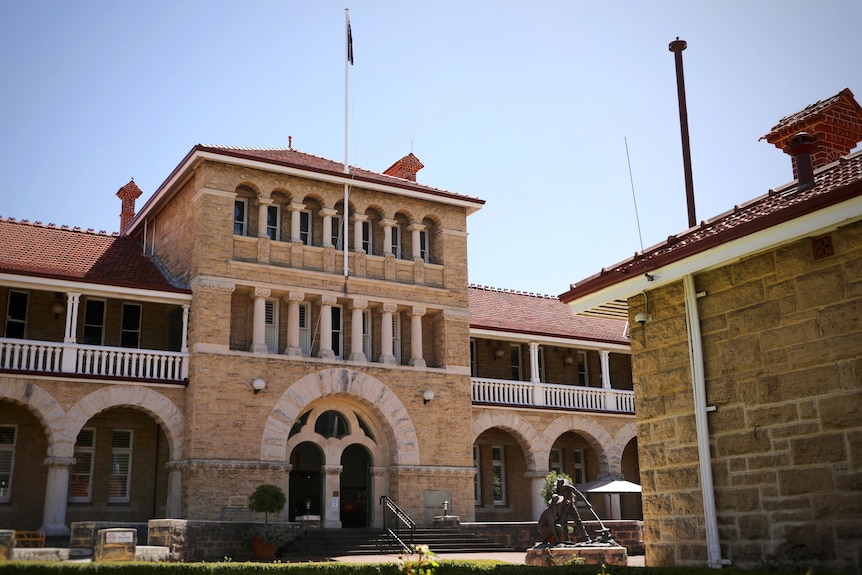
[635,312,652,325]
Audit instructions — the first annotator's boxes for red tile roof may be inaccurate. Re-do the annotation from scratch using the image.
[197,145,484,206]
[0,218,188,293]
[763,88,858,138]
[469,285,629,345]
[560,150,862,303]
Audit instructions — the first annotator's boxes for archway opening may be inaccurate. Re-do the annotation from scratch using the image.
[340,444,371,528]
[288,442,323,521]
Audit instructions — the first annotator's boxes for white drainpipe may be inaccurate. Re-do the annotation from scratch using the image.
[683,274,724,568]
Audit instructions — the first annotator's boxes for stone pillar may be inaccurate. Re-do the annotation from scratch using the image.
[64,292,81,343]
[250,287,270,354]
[600,350,614,411]
[408,307,426,368]
[382,219,396,256]
[180,304,190,379]
[165,462,183,518]
[348,299,368,362]
[408,223,425,260]
[528,472,547,523]
[320,207,336,247]
[370,467,387,529]
[352,214,368,252]
[257,198,273,237]
[39,456,75,537]
[317,295,337,359]
[322,465,343,529]
[289,202,305,242]
[285,292,305,357]
[529,342,541,383]
[379,303,397,365]
[609,494,621,520]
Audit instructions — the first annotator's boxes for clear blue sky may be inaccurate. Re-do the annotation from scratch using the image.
[2,1,860,296]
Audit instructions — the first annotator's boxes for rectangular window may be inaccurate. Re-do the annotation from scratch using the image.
[298,303,310,357]
[331,215,342,249]
[418,230,429,263]
[572,449,585,485]
[266,205,280,241]
[361,221,372,255]
[362,310,372,361]
[492,446,506,505]
[265,300,278,354]
[299,210,312,246]
[0,426,16,502]
[550,448,562,474]
[69,428,95,502]
[469,339,477,377]
[120,303,141,348]
[473,445,481,505]
[578,351,588,386]
[82,299,106,346]
[233,199,247,236]
[391,225,401,259]
[391,313,401,364]
[537,346,545,382]
[4,290,28,339]
[109,430,133,503]
[510,345,522,380]
[331,306,343,359]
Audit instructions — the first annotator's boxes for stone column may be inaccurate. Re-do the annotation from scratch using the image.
[317,295,337,359]
[370,467,388,528]
[257,198,273,237]
[320,207,336,247]
[39,456,75,537]
[527,472,548,523]
[408,223,425,260]
[61,292,82,373]
[250,287,270,354]
[165,461,183,518]
[379,303,397,365]
[600,350,615,411]
[408,307,426,368]
[285,292,305,357]
[289,202,306,242]
[322,465,343,528]
[348,299,368,362]
[381,219,396,256]
[529,342,541,383]
[180,304,190,379]
[352,214,368,252]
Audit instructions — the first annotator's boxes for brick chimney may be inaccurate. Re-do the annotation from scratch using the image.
[116,179,143,234]
[762,88,862,180]
[383,153,424,182]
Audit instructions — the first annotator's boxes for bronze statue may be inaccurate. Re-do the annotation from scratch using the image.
[537,494,565,544]
[554,477,591,542]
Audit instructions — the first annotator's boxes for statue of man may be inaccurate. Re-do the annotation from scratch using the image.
[537,494,565,545]
[555,477,591,542]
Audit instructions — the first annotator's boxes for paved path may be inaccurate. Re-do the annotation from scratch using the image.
[328,552,646,567]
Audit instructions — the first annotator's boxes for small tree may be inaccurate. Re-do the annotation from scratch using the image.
[248,484,286,543]
[541,470,574,504]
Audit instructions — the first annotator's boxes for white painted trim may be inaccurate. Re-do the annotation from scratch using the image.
[0,273,191,304]
[469,328,630,352]
[566,195,862,313]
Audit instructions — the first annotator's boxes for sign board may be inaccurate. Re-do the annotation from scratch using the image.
[106,531,135,543]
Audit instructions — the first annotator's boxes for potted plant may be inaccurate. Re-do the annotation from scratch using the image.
[247,483,286,560]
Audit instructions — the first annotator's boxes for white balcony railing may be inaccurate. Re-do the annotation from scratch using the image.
[0,338,187,382]
[472,377,635,413]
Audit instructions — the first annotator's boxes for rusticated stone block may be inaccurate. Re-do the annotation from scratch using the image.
[525,544,627,567]
[0,530,14,561]
[94,528,136,562]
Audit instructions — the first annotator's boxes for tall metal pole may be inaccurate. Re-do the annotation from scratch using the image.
[669,38,697,228]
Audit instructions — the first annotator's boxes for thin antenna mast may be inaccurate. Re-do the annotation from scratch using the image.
[625,138,655,282]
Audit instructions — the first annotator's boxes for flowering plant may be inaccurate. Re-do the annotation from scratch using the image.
[398,544,438,575]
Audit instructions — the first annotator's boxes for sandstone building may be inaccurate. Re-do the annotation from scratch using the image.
[561,89,862,573]
[0,144,637,539]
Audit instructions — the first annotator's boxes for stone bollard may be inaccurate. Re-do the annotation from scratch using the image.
[0,530,14,561]
[94,528,137,562]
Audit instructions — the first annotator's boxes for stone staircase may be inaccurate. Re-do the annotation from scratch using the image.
[287,527,514,559]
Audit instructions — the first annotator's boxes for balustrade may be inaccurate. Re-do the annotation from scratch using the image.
[472,377,634,413]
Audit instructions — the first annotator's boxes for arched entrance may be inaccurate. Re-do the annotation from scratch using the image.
[340,444,371,527]
[288,441,323,521]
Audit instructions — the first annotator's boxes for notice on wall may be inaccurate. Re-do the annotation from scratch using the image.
[106,532,135,543]
[332,497,339,508]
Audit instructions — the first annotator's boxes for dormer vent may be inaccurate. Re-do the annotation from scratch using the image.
[383,153,424,182]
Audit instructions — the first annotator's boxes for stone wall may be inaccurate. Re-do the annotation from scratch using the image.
[628,219,862,573]
[460,520,643,554]
[148,518,302,562]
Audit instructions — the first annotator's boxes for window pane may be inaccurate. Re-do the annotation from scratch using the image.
[8,292,28,321]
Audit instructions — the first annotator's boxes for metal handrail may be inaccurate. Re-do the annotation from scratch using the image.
[379,495,414,553]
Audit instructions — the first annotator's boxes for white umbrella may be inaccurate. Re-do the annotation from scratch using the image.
[578,477,642,494]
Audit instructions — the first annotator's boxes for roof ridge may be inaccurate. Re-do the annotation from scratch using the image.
[469,283,558,300]
[0,215,118,237]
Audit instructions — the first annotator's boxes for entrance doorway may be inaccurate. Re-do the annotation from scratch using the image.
[339,444,371,528]
[288,442,322,521]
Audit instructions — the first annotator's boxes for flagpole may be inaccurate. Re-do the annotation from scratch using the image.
[343,8,351,278]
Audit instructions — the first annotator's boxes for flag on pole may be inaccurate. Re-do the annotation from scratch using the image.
[347,16,354,65]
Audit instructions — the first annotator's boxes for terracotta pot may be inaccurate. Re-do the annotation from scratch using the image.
[252,535,277,560]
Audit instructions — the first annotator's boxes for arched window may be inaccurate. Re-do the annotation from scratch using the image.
[314,411,349,439]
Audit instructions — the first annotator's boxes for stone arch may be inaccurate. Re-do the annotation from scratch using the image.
[0,379,68,456]
[541,415,616,477]
[610,421,638,476]
[64,386,185,461]
[472,411,544,472]
[261,368,420,465]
